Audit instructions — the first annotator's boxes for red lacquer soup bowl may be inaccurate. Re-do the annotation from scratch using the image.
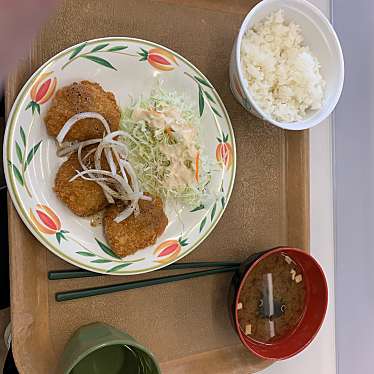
[228,247,328,360]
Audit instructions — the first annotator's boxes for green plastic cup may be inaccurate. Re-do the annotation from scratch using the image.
[56,322,161,374]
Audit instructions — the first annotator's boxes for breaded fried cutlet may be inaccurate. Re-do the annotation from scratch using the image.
[44,81,120,141]
[54,152,109,216]
[103,197,168,257]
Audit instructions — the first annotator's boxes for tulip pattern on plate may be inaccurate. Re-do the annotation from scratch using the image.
[138,47,179,71]
[216,133,233,169]
[76,238,145,273]
[191,184,226,233]
[184,72,222,118]
[154,237,188,264]
[8,125,42,198]
[29,204,68,244]
[61,42,131,70]
[25,72,57,115]
[10,71,56,196]
[29,204,144,271]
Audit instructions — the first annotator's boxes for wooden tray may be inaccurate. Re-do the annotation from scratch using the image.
[5,1,309,373]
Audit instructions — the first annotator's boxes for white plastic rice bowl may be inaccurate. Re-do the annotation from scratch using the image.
[229,0,344,130]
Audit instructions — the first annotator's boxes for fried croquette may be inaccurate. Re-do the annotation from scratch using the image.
[54,152,109,216]
[103,197,168,257]
[44,80,120,141]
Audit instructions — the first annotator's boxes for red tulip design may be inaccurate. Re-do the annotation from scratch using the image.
[29,204,68,244]
[138,48,178,71]
[216,133,233,169]
[154,237,188,264]
[26,72,57,114]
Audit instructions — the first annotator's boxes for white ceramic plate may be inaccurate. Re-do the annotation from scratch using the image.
[4,37,236,275]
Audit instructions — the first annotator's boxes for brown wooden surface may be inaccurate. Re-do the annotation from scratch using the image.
[5,0,309,373]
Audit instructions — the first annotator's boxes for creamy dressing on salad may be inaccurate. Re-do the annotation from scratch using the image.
[131,105,198,190]
[160,143,195,189]
[132,106,197,143]
[132,106,181,129]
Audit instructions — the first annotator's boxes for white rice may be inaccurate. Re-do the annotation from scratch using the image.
[240,10,326,123]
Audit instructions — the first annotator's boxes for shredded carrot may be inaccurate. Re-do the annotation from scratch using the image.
[195,151,200,182]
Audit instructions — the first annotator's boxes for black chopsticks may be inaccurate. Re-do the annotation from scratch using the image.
[50,261,241,302]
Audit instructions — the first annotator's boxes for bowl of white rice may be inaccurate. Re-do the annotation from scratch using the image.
[229,0,344,130]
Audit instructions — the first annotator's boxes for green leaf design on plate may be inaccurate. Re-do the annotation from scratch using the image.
[107,263,132,273]
[195,76,212,88]
[26,101,40,114]
[221,196,225,209]
[81,55,117,70]
[8,161,23,186]
[25,102,32,111]
[69,42,87,60]
[107,45,128,52]
[198,85,204,117]
[56,231,68,244]
[20,127,26,146]
[91,259,112,263]
[25,140,42,168]
[223,133,229,142]
[76,251,96,257]
[96,238,121,259]
[90,43,110,52]
[179,238,189,246]
[211,106,222,118]
[15,142,23,163]
[204,90,215,103]
[199,217,207,233]
[210,202,217,222]
[190,204,205,212]
[138,48,148,61]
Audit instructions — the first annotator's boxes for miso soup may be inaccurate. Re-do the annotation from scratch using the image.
[237,252,306,343]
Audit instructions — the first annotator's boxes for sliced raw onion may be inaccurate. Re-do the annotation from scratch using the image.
[114,203,135,223]
[57,112,150,222]
[112,148,129,184]
[57,138,101,157]
[104,148,117,176]
[56,112,111,144]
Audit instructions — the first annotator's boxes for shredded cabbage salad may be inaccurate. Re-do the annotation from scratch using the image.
[120,88,211,207]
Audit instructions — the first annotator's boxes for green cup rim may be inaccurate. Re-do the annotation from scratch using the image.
[65,339,161,374]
